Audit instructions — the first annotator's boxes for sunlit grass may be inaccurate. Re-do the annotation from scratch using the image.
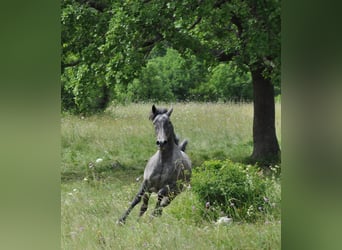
[62,102,276,178]
[61,179,280,249]
[61,102,281,249]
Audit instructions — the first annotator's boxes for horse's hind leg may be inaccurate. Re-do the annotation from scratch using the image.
[161,185,181,208]
[152,187,168,217]
[139,192,150,217]
[152,185,179,217]
[152,184,182,217]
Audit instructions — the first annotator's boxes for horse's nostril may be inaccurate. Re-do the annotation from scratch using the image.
[156,140,167,146]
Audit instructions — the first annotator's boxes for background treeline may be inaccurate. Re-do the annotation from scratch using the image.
[62,46,280,114]
[115,48,256,103]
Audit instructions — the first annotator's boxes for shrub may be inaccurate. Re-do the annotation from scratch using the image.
[190,62,253,102]
[126,48,204,102]
[191,160,279,222]
[166,188,205,225]
[61,64,109,114]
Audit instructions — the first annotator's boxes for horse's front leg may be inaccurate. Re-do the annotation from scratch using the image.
[117,181,147,224]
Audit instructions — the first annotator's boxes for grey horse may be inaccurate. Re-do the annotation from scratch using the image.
[148,105,187,151]
[118,105,192,223]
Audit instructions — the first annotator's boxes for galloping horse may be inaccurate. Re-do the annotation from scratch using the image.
[118,105,192,223]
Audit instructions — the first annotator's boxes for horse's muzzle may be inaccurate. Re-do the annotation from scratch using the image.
[156,139,168,147]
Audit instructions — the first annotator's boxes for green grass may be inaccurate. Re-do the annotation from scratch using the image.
[62,179,280,249]
[62,102,281,249]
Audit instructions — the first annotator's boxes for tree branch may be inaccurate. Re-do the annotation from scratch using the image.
[212,49,237,62]
[231,14,243,38]
[62,60,81,69]
[214,0,230,8]
[142,33,163,48]
[188,17,202,31]
[75,0,108,12]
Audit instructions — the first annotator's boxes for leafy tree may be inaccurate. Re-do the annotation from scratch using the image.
[61,0,112,113]
[127,65,175,102]
[102,0,280,163]
[61,0,281,163]
[193,62,252,102]
[125,48,207,102]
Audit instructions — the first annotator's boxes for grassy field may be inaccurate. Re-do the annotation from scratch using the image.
[61,102,281,249]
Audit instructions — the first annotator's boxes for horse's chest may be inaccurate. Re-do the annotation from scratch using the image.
[151,162,175,181]
[145,160,178,188]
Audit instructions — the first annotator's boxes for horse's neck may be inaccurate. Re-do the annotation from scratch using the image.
[159,134,177,159]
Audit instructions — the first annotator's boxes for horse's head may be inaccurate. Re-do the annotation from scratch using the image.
[151,105,174,148]
[149,104,168,121]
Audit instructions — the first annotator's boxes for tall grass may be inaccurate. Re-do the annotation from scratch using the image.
[62,179,280,249]
[62,102,281,249]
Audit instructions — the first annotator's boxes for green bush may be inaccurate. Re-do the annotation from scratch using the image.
[191,160,280,222]
[126,48,204,102]
[61,64,109,114]
[166,189,205,225]
[191,62,253,102]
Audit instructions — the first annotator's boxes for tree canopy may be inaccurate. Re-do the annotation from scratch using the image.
[62,0,280,113]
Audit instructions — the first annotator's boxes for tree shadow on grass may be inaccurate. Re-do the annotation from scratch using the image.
[190,140,281,177]
[61,161,144,183]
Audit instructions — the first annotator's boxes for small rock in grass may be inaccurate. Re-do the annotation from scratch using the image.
[215,216,233,225]
[95,158,103,163]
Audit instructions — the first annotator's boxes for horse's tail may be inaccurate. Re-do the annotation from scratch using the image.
[179,139,188,152]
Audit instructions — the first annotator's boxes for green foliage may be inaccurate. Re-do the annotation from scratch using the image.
[192,62,253,102]
[126,49,177,102]
[61,0,111,114]
[61,64,109,114]
[165,188,204,225]
[192,159,280,222]
[61,0,281,114]
[118,48,252,103]
[125,48,206,102]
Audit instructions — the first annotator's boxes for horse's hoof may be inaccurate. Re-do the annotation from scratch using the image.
[116,219,125,226]
[149,214,156,221]
[151,210,163,217]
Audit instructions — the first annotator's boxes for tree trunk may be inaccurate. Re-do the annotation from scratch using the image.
[98,84,110,110]
[250,66,280,163]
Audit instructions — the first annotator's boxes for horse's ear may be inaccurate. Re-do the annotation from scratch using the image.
[166,107,173,117]
[152,104,157,114]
